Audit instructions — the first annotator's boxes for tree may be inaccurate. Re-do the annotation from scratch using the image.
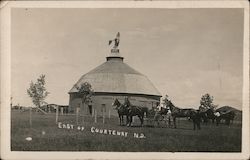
[27,74,49,108]
[199,93,216,111]
[75,82,94,115]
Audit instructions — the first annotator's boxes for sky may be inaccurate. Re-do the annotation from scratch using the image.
[11,8,244,110]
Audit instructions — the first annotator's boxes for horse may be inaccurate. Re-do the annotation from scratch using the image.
[199,108,216,124]
[215,110,235,126]
[165,100,202,130]
[145,108,157,126]
[124,98,148,127]
[112,98,129,126]
[153,107,173,128]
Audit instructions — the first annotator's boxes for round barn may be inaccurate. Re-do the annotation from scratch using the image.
[68,49,161,117]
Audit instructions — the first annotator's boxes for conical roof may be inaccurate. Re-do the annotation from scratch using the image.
[69,52,161,97]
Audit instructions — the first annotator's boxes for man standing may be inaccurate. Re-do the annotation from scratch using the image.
[192,110,202,130]
[166,108,172,127]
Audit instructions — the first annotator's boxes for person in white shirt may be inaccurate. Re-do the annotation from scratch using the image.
[166,107,172,127]
[214,111,220,117]
[156,103,162,112]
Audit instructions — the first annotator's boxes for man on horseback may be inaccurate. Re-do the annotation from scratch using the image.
[125,97,143,115]
[124,97,148,127]
[156,102,166,112]
[112,98,129,126]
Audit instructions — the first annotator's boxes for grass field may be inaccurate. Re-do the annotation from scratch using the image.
[11,110,242,152]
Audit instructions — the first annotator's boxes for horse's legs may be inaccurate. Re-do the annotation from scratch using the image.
[122,116,125,125]
[128,116,132,127]
[163,116,166,127]
[226,119,230,126]
[197,121,201,130]
[153,118,158,128]
[164,116,168,128]
[121,115,123,125]
[119,115,122,126]
[173,117,177,128]
[204,118,208,125]
[130,115,134,126]
[121,116,124,126]
[168,117,171,128]
[228,119,231,127]
[127,116,131,127]
[126,116,129,125]
[216,117,220,126]
[138,115,142,127]
[139,115,144,127]
[153,113,157,128]
[193,120,196,130]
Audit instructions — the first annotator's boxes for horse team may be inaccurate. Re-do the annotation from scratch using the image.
[112,98,148,127]
[112,98,235,130]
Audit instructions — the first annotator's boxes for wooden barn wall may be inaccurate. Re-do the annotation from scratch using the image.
[68,94,160,117]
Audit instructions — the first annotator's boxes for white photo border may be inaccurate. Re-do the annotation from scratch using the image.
[1,1,249,160]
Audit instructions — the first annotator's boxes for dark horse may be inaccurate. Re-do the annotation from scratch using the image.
[166,100,202,130]
[200,108,216,124]
[112,98,129,126]
[215,110,235,126]
[124,98,148,127]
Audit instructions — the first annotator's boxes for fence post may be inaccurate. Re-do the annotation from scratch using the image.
[94,109,97,123]
[132,116,134,125]
[82,104,85,124]
[108,108,111,119]
[29,107,32,127]
[76,107,79,125]
[102,110,105,124]
[92,106,94,117]
[55,106,58,124]
[61,107,63,115]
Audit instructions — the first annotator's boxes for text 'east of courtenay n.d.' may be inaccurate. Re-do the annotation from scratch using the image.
[57,122,146,139]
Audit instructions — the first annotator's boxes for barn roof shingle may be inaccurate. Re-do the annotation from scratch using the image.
[69,54,161,97]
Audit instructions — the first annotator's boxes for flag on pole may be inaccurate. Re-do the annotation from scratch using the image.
[116,32,120,39]
[109,40,112,45]
[109,32,120,48]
